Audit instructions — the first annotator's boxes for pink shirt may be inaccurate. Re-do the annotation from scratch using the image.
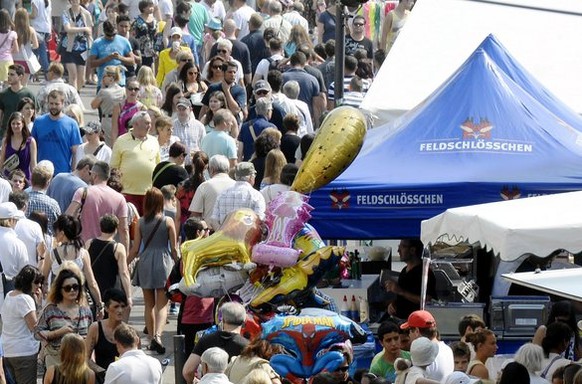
[0,31,17,62]
[181,296,214,324]
[72,184,128,242]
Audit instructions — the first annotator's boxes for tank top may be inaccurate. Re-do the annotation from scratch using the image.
[52,366,91,384]
[3,136,32,180]
[88,239,118,293]
[94,321,118,369]
[385,10,410,53]
[117,101,142,137]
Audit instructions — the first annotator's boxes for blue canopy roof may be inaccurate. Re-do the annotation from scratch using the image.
[308,36,582,239]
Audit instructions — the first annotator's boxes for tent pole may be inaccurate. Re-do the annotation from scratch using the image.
[334,0,345,105]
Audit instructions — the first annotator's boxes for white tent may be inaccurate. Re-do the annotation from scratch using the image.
[502,269,582,302]
[362,0,582,126]
[420,191,582,295]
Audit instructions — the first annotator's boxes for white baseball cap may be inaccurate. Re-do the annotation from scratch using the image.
[0,202,24,220]
[442,372,481,384]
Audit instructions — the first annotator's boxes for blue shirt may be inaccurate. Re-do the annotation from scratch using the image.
[90,35,132,87]
[46,172,87,212]
[202,82,247,111]
[32,114,83,175]
[238,115,276,161]
[282,69,320,111]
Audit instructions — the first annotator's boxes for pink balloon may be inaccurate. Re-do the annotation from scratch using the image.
[252,191,313,267]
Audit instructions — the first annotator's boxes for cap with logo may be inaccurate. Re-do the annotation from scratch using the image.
[400,310,436,330]
[253,80,272,94]
[84,121,102,134]
[176,98,191,109]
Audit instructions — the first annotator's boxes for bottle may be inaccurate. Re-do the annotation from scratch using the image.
[359,296,369,323]
[340,295,351,319]
[350,295,359,322]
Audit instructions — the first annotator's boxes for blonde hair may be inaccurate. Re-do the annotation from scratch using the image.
[263,149,286,184]
[64,104,85,128]
[137,66,157,87]
[241,368,272,384]
[58,334,91,384]
[103,65,122,82]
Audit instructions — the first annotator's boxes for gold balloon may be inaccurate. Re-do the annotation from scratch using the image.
[181,209,262,287]
[291,106,367,194]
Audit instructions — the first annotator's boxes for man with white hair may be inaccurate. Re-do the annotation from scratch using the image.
[238,97,276,162]
[198,348,233,384]
[189,155,236,228]
[263,0,293,43]
[110,111,160,215]
[211,162,266,227]
[183,302,249,383]
[283,80,313,137]
[283,1,309,32]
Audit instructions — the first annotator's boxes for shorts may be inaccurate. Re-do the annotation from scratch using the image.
[60,50,87,66]
[0,60,12,82]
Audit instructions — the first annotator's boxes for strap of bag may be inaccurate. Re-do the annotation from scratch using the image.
[249,122,257,141]
[90,240,115,268]
[0,33,10,51]
[152,162,174,185]
[142,217,163,252]
[76,187,88,217]
[53,248,63,265]
[541,354,562,379]
[92,143,105,156]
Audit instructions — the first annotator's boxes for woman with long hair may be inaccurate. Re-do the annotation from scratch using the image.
[41,215,103,319]
[31,0,52,79]
[64,104,85,135]
[260,149,286,189]
[465,328,498,382]
[202,55,225,85]
[199,91,226,132]
[35,265,94,369]
[0,9,18,87]
[1,265,43,384]
[176,150,209,227]
[0,112,37,181]
[12,9,39,86]
[284,25,312,58]
[85,288,128,379]
[44,333,95,384]
[17,97,36,132]
[226,338,283,384]
[61,0,93,90]
[128,187,177,354]
[91,65,125,147]
[137,65,163,108]
[111,79,144,143]
[160,83,184,117]
[178,62,208,100]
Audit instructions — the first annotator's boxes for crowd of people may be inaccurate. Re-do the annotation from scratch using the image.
[2,0,567,383]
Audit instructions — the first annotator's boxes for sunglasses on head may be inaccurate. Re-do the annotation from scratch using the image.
[62,284,80,292]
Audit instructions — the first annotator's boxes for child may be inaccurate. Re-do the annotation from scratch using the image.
[450,341,471,372]
[394,337,440,384]
[370,321,411,382]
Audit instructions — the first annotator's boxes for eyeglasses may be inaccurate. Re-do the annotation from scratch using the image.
[336,366,350,373]
[217,49,228,54]
[127,87,140,91]
[180,58,193,62]
[62,284,80,292]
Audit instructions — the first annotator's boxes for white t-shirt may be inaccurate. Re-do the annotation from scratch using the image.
[31,0,52,33]
[158,0,173,20]
[254,54,285,82]
[75,142,112,167]
[426,341,455,381]
[232,5,255,40]
[14,218,44,266]
[0,293,39,357]
[0,178,11,203]
[202,0,226,21]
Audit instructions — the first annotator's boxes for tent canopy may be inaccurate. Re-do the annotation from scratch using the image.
[362,0,582,126]
[502,269,582,302]
[420,191,582,262]
[308,38,582,240]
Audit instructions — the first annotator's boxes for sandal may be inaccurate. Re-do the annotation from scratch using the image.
[149,336,166,355]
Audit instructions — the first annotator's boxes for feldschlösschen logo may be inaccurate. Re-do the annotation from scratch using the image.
[418,117,533,153]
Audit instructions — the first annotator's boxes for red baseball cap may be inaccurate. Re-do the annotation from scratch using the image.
[400,310,437,330]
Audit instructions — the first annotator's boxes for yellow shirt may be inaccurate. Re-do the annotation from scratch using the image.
[110,131,160,195]
[156,46,192,87]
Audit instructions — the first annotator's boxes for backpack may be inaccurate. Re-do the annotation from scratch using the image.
[267,57,282,72]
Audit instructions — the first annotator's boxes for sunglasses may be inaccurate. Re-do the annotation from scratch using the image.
[336,366,350,373]
[62,284,80,292]
[180,58,193,62]
[212,65,223,70]
[127,87,140,91]
[202,227,210,232]
[217,49,228,54]
[353,23,364,27]
[255,90,269,95]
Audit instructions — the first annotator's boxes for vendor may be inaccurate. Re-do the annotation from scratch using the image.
[384,239,437,320]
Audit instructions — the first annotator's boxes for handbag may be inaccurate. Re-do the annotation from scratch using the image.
[131,217,163,286]
[22,47,41,75]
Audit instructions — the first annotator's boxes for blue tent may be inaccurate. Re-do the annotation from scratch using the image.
[308,37,582,239]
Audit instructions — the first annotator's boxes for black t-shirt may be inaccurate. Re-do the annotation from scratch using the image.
[152,161,189,189]
[281,133,301,164]
[394,264,437,320]
[345,35,374,59]
[192,330,249,356]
